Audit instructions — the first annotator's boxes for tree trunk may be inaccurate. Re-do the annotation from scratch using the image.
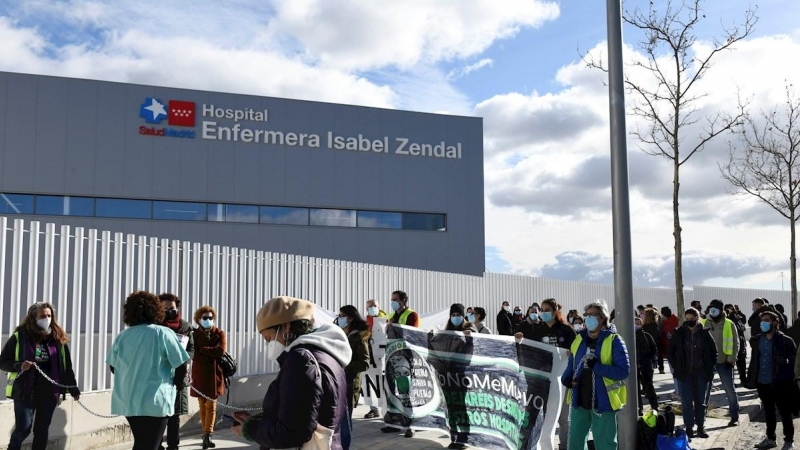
[791,210,797,321]
[673,157,685,319]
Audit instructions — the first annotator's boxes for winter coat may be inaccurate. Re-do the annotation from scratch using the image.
[497,310,514,336]
[747,331,797,386]
[667,325,717,382]
[659,315,679,357]
[163,318,195,414]
[635,329,657,375]
[191,326,226,399]
[241,323,352,450]
[561,326,631,413]
[0,330,80,400]
[345,329,370,410]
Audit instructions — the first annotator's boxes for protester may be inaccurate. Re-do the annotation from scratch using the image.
[469,307,492,334]
[338,305,370,450]
[660,306,680,398]
[446,303,478,333]
[364,299,387,419]
[775,304,789,331]
[515,305,540,339]
[691,301,705,319]
[107,291,190,450]
[232,296,351,450]
[512,306,524,327]
[700,299,740,427]
[749,310,797,450]
[637,305,646,319]
[566,309,579,325]
[0,302,81,450]
[750,298,769,330]
[642,308,663,374]
[158,293,194,450]
[572,315,585,332]
[496,301,515,336]
[466,307,474,316]
[726,303,749,385]
[787,312,800,346]
[635,317,658,415]
[383,290,421,437]
[562,299,630,450]
[524,298,575,450]
[191,306,227,449]
[667,307,717,440]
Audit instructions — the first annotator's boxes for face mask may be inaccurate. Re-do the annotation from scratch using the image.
[36,317,51,331]
[573,324,584,332]
[540,312,553,323]
[760,321,772,333]
[268,326,286,362]
[709,307,721,318]
[684,319,697,328]
[568,317,574,324]
[529,313,538,321]
[466,314,475,323]
[367,306,378,317]
[337,317,349,328]
[585,316,600,332]
[395,375,411,394]
[391,301,401,311]
[200,319,214,329]
[165,309,178,320]
[514,310,522,315]
[503,305,511,312]
[450,316,463,327]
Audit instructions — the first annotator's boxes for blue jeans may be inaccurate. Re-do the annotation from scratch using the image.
[677,373,710,429]
[8,395,58,450]
[705,363,739,421]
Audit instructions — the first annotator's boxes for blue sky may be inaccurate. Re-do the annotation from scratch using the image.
[1,0,799,291]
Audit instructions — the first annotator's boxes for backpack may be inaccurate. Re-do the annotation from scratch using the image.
[219,352,237,387]
[656,405,676,436]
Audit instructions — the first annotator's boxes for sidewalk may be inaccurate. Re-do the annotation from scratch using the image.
[105,368,767,450]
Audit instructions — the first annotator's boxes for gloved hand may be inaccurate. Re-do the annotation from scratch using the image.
[586,355,597,369]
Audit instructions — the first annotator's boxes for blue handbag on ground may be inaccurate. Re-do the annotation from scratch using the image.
[656,430,692,450]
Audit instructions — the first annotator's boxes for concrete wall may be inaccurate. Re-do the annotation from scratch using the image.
[0,373,276,450]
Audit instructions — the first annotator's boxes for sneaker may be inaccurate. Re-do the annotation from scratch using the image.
[364,410,380,419]
[686,428,694,440]
[755,438,778,449]
[405,429,415,438]
[670,393,681,401]
[782,442,794,450]
[696,427,709,438]
[381,426,400,433]
[728,420,740,427]
[659,369,665,374]
[448,443,468,449]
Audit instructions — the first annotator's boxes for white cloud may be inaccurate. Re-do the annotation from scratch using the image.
[448,58,494,79]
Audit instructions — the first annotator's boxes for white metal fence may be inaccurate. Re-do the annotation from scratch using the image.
[0,217,790,397]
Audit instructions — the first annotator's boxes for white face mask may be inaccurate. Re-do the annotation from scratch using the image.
[36,317,52,331]
[267,326,287,362]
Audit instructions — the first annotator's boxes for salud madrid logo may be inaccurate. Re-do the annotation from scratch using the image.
[138,98,196,138]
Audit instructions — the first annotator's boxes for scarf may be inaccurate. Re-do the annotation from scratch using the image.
[164,312,182,331]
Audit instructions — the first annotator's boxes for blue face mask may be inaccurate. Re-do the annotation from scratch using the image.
[391,301,401,311]
[540,312,553,323]
[337,317,349,328]
[466,313,475,323]
[200,319,214,329]
[585,316,600,332]
[760,321,772,333]
[450,316,463,327]
[529,313,538,321]
[709,307,721,318]
[367,306,379,317]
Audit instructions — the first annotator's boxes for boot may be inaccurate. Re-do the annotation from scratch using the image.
[207,434,216,448]
[202,434,209,450]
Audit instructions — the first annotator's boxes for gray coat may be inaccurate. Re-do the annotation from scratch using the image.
[166,319,195,415]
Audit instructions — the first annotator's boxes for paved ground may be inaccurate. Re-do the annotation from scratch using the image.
[106,366,777,450]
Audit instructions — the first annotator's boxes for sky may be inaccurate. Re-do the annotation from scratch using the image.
[1,0,799,291]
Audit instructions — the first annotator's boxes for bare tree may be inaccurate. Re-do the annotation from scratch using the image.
[583,0,756,316]
[721,85,800,317]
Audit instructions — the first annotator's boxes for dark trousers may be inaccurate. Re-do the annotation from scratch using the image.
[127,416,169,450]
[341,412,352,450]
[736,350,747,384]
[160,414,180,449]
[677,373,710,429]
[757,382,795,442]
[8,395,58,450]
[638,370,658,412]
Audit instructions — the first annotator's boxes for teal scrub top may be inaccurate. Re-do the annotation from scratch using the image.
[107,324,190,417]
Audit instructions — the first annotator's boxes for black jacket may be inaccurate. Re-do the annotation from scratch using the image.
[497,310,514,336]
[667,325,717,382]
[0,330,80,400]
[515,319,538,340]
[636,329,657,374]
[746,331,797,387]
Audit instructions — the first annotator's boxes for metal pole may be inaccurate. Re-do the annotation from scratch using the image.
[606,0,638,447]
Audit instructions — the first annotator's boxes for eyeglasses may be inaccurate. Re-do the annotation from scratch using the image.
[201,316,213,320]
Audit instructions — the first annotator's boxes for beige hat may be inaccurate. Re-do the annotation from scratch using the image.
[257,296,315,331]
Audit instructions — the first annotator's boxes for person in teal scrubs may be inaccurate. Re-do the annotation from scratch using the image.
[107,291,190,450]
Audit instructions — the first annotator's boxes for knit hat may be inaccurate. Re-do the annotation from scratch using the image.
[709,299,724,310]
[450,303,466,317]
[257,296,314,331]
[585,299,610,320]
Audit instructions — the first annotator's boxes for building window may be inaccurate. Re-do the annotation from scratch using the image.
[96,198,152,219]
[35,195,94,216]
[260,206,309,225]
[208,203,225,222]
[357,211,402,229]
[0,193,34,214]
[153,201,207,221]
[225,204,259,223]
[403,213,447,231]
[310,208,356,227]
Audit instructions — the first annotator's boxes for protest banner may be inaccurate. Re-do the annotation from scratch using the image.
[382,324,569,450]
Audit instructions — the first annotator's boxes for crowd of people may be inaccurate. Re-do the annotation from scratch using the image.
[5,293,800,450]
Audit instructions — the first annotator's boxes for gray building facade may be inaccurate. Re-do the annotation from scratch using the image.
[0,72,485,275]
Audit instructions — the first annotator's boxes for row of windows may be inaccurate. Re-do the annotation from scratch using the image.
[0,193,447,231]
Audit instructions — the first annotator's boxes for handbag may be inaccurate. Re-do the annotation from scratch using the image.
[218,351,237,386]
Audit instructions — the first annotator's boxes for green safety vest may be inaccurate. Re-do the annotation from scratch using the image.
[5,332,67,397]
[388,308,417,326]
[700,318,735,355]
[566,333,627,411]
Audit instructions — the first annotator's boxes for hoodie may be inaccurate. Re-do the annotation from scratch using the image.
[242,322,353,450]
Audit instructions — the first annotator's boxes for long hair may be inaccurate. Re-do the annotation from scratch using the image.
[643,308,660,325]
[15,302,68,344]
[542,298,567,324]
[340,305,368,332]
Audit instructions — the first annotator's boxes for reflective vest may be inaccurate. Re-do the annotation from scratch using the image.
[700,318,735,355]
[388,308,417,326]
[5,332,67,397]
[566,333,627,411]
